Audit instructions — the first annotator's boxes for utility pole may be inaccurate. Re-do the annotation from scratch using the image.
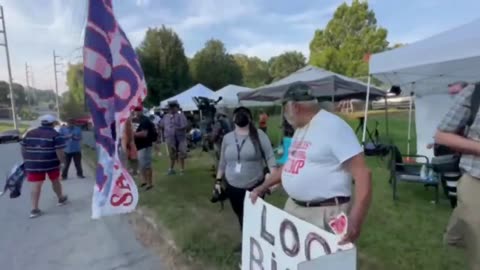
[31,69,37,102]
[25,63,32,107]
[53,50,61,119]
[0,6,18,129]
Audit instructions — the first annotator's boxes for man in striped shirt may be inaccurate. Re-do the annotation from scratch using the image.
[21,114,68,218]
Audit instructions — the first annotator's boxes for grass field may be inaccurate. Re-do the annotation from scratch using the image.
[128,111,465,269]
[0,123,29,133]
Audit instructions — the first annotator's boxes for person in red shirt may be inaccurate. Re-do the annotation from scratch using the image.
[258,110,269,133]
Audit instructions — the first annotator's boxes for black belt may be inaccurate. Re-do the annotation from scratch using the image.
[292,196,350,207]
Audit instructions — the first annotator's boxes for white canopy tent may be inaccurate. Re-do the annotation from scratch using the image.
[365,18,480,158]
[213,84,272,108]
[159,84,215,111]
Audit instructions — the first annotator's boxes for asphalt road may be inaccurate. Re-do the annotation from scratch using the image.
[0,143,162,270]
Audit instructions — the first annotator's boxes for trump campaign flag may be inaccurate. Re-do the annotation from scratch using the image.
[83,0,146,218]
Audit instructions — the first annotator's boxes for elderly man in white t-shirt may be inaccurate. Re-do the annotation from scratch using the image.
[251,83,372,244]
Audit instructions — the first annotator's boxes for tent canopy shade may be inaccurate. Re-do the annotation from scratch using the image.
[159,84,215,111]
[369,18,480,96]
[238,67,386,102]
[367,18,480,158]
[213,84,271,108]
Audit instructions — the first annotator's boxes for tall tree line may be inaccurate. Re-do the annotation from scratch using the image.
[62,0,392,109]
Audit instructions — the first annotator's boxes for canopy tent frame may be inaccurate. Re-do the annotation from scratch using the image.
[238,66,386,102]
[361,75,391,146]
[406,88,415,156]
[365,18,480,160]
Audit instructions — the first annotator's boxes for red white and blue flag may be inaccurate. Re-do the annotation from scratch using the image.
[83,0,146,218]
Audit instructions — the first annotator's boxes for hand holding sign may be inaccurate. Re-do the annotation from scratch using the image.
[335,213,362,245]
[328,213,360,249]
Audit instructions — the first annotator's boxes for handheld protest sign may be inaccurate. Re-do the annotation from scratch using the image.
[242,193,356,270]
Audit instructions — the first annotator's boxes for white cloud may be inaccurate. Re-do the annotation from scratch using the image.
[230,42,309,60]
[0,0,86,92]
[135,0,151,7]
[174,0,258,32]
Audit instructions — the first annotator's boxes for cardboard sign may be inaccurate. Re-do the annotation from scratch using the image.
[242,193,355,270]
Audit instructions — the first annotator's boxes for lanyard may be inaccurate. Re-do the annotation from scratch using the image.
[234,134,247,161]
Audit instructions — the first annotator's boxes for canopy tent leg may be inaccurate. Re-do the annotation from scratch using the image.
[361,75,372,145]
[277,104,283,146]
[407,88,415,155]
[384,95,390,139]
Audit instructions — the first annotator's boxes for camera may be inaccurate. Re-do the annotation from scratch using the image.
[210,180,228,205]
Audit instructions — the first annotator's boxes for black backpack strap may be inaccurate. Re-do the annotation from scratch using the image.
[467,83,480,127]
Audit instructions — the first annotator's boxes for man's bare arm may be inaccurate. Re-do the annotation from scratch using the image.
[435,131,480,155]
[258,166,282,190]
[341,153,372,243]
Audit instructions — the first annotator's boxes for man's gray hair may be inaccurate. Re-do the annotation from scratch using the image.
[291,99,334,112]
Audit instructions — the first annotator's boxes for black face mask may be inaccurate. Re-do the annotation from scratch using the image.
[234,112,250,127]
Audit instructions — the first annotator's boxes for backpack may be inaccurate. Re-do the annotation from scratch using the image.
[149,122,158,143]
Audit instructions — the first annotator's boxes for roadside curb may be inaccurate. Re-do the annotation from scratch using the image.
[81,148,207,270]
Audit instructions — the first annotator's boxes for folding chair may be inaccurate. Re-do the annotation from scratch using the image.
[389,145,439,204]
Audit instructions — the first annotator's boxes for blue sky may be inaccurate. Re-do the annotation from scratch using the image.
[1,0,479,92]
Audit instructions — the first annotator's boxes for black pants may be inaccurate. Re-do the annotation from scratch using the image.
[62,152,83,178]
[226,181,264,230]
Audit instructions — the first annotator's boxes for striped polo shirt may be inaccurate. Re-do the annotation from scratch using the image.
[20,126,66,172]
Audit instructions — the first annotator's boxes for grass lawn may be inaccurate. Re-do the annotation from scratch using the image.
[133,111,465,269]
[0,123,29,133]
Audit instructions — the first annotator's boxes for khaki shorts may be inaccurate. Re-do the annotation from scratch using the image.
[444,174,480,269]
[284,197,351,231]
[167,140,187,160]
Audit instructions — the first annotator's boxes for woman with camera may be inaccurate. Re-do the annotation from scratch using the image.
[215,107,277,250]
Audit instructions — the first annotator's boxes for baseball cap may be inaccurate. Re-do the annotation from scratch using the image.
[167,100,179,107]
[39,114,57,124]
[282,82,317,103]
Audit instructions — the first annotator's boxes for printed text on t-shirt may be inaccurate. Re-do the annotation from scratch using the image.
[283,140,311,174]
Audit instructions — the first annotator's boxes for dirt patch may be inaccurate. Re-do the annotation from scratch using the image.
[130,207,215,270]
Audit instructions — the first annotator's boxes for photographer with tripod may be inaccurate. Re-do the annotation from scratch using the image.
[211,107,232,169]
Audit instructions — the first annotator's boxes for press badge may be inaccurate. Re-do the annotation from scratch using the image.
[235,162,242,173]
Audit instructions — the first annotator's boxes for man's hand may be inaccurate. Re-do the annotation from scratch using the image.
[338,215,362,245]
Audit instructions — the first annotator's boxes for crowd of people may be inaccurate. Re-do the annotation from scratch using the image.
[18,81,480,269]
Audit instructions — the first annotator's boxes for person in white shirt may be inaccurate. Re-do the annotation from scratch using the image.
[251,83,372,244]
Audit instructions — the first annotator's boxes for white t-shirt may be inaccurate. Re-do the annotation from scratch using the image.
[282,110,363,201]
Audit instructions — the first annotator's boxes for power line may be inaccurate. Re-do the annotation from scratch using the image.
[0,5,18,129]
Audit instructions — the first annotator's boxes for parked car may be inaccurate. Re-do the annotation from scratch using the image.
[71,116,92,130]
[0,129,21,144]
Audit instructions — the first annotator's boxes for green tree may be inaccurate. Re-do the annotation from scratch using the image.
[309,0,388,77]
[12,83,27,108]
[0,81,27,107]
[268,51,306,81]
[137,26,191,106]
[234,54,271,88]
[0,81,9,104]
[66,63,85,105]
[59,62,87,119]
[190,39,243,90]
